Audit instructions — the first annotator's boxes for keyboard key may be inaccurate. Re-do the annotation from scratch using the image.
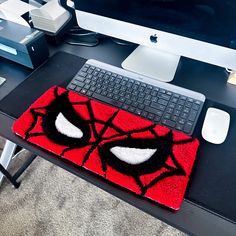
[187,98,194,102]
[131,95,138,101]
[166,108,173,114]
[169,103,176,109]
[159,94,171,100]
[119,97,125,103]
[84,84,90,90]
[93,71,98,76]
[158,99,168,106]
[181,112,188,119]
[138,104,144,109]
[90,86,96,92]
[150,102,165,111]
[128,106,135,113]
[171,115,178,122]
[68,84,76,90]
[176,124,184,131]
[176,105,183,110]
[81,66,88,72]
[144,100,151,106]
[78,71,87,77]
[144,106,163,116]
[122,104,129,110]
[86,74,93,79]
[95,88,102,94]
[135,109,142,115]
[178,99,185,106]
[151,90,158,96]
[148,113,155,120]
[154,116,161,122]
[113,95,120,100]
[75,87,81,92]
[189,110,197,121]
[81,89,87,94]
[164,113,171,119]
[101,91,107,96]
[75,76,85,82]
[192,104,200,110]
[92,93,122,108]
[171,97,178,103]
[185,101,192,108]
[73,80,85,87]
[173,110,181,116]
[183,107,190,113]
[132,101,138,107]
[162,119,176,128]
[141,111,148,118]
[107,93,113,98]
[184,121,193,134]
[86,91,93,96]
[178,118,186,125]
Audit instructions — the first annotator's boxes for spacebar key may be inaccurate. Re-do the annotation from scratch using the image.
[92,93,122,108]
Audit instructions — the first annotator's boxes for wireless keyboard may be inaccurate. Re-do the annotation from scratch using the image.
[67,59,205,135]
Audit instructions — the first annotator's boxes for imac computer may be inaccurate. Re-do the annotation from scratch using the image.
[74,0,236,82]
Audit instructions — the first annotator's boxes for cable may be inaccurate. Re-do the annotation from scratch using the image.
[63,26,100,47]
[111,38,135,46]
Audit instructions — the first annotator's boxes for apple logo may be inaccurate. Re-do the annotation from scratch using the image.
[150,34,158,43]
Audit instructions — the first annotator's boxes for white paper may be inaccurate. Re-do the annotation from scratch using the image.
[30,0,67,20]
[0,9,30,27]
[0,0,37,16]
[30,0,70,33]
[0,0,38,27]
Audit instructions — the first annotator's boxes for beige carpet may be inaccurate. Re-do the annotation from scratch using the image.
[0,136,185,236]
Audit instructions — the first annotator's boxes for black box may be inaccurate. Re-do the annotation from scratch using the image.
[0,19,49,68]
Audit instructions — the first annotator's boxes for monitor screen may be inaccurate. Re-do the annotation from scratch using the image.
[75,0,236,80]
[77,0,236,48]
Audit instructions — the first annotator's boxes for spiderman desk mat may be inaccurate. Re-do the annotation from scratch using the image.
[12,86,199,210]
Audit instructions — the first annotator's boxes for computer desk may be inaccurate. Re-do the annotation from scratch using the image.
[0,38,236,236]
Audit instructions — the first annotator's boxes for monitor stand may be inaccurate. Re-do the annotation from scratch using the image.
[122,45,180,82]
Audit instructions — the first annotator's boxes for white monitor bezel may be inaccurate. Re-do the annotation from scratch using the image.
[76,10,236,70]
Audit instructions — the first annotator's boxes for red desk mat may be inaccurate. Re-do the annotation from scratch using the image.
[12,86,199,210]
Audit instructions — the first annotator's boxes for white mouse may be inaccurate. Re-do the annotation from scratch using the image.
[201,107,230,144]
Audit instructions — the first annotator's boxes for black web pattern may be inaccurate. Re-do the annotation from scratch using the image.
[24,87,196,195]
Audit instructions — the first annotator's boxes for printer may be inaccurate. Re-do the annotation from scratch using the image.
[0,18,49,68]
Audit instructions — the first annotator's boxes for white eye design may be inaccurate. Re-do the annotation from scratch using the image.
[55,113,83,138]
[110,146,157,165]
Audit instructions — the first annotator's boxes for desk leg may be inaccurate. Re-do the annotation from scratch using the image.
[0,164,20,188]
[0,140,37,188]
[12,153,37,180]
[0,140,17,185]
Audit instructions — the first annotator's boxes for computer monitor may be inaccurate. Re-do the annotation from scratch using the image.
[74,1,236,82]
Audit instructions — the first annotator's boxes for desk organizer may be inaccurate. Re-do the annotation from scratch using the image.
[12,86,199,210]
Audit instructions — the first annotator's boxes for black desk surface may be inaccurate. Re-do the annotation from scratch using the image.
[1,38,236,236]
